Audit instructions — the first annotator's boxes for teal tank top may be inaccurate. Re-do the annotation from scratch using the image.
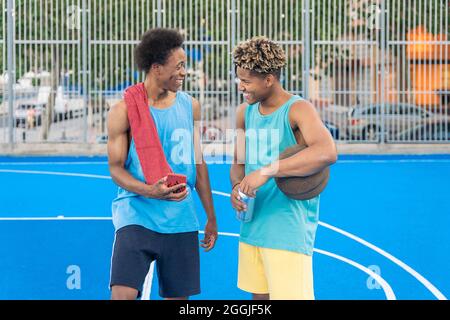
[111,91,199,233]
[241,95,320,255]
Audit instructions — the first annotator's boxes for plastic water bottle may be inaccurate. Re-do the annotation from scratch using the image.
[236,189,256,223]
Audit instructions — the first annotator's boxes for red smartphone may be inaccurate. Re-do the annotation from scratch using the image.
[166,173,187,193]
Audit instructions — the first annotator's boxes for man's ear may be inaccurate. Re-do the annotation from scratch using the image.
[151,63,161,75]
[265,74,276,88]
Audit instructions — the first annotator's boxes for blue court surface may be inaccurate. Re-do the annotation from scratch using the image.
[0,154,449,300]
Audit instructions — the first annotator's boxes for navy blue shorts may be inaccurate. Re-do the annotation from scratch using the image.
[110,225,200,298]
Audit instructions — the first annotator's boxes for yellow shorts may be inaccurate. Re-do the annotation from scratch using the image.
[237,242,314,300]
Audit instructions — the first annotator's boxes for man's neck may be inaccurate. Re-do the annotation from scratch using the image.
[260,86,292,110]
[143,77,169,102]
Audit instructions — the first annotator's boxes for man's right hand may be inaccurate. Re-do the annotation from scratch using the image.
[230,183,247,212]
[146,176,188,201]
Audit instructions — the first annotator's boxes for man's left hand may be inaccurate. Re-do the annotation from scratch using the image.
[201,218,218,252]
[239,169,270,197]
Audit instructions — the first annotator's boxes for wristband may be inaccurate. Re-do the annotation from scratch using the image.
[232,182,241,191]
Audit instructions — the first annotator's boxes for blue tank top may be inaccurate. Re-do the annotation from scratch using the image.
[241,95,320,255]
[111,91,199,233]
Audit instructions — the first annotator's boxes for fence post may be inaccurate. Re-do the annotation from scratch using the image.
[6,0,15,145]
[230,0,237,130]
[157,0,162,27]
[380,0,386,144]
[81,0,88,143]
[302,0,310,99]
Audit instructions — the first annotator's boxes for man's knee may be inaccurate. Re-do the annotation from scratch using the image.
[165,296,189,300]
[252,293,270,300]
[111,285,139,300]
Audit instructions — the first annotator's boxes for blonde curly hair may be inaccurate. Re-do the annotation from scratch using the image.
[233,36,286,77]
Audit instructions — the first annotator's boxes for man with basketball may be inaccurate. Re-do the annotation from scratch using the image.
[107,28,218,300]
[230,36,337,300]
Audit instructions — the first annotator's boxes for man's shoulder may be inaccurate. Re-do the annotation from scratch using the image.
[178,90,191,97]
[234,103,248,128]
[176,90,192,101]
[110,99,127,113]
[108,100,128,124]
[237,103,249,114]
[289,98,316,117]
[288,98,320,129]
[173,90,197,109]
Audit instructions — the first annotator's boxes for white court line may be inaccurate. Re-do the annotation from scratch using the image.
[0,169,445,299]
[0,169,111,180]
[0,217,112,221]
[132,231,397,300]
[108,231,117,299]
[337,159,450,164]
[0,159,449,166]
[0,162,109,165]
[212,190,231,198]
[200,231,397,300]
[318,221,447,300]
[202,230,395,300]
[0,170,238,199]
[0,218,395,300]
[314,248,396,300]
[141,262,155,301]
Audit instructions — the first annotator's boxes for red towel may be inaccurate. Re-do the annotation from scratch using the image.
[124,82,173,185]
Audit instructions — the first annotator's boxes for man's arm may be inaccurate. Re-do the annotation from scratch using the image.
[193,98,216,221]
[263,100,338,178]
[229,103,247,211]
[107,101,186,200]
[192,98,218,251]
[230,104,246,188]
[239,100,337,196]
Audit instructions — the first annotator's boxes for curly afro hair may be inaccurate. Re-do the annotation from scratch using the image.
[233,36,286,79]
[134,28,184,74]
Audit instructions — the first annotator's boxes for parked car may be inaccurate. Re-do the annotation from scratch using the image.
[324,121,340,140]
[55,92,85,120]
[317,104,352,139]
[14,86,51,127]
[53,86,69,121]
[14,103,43,127]
[96,134,108,144]
[396,119,450,142]
[346,103,433,141]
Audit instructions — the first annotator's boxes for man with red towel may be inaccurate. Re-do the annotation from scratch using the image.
[107,28,218,300]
